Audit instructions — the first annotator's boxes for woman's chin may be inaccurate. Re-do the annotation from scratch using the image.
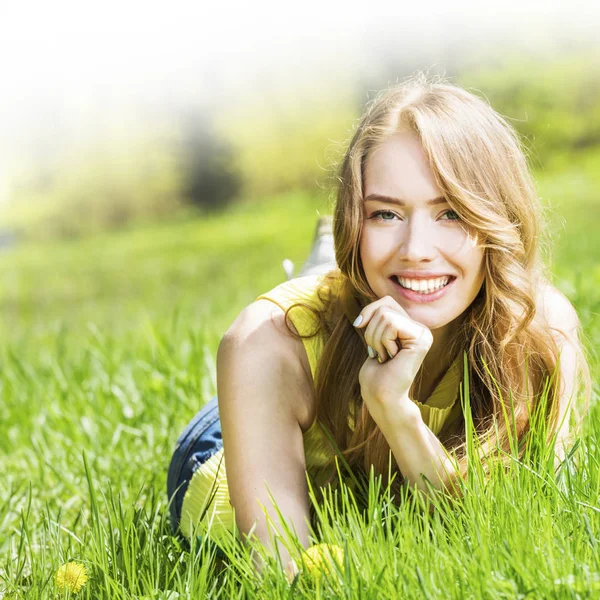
[403,308,454,332]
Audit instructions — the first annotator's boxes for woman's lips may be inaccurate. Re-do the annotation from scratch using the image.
[390,275,456,303]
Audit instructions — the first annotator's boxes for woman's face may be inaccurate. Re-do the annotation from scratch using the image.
[359,130,485,339]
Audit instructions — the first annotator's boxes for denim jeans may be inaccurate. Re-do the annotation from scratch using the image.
[166,396,223,533]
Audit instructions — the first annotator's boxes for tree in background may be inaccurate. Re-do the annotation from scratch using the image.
[179,114,242,211]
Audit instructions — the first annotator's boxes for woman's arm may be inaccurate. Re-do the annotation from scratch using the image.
[352,296,460,497]
[217,299,315,572]
[379,285,583,493]
[540,284,582,464]
[372,400,459,497]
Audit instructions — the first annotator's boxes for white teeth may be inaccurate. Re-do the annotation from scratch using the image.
[396,276,451,293]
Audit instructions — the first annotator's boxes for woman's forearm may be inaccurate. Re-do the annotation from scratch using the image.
[377,400,459,495]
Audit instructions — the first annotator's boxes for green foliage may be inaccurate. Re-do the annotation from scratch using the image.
[458,50,600,167]
[0,190,331,341]
[3,125,186,241]
[201,77,359,199]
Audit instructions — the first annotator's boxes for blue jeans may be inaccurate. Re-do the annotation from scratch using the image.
[166,396,223,533]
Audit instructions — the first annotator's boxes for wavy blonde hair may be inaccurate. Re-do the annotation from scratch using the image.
[286,73,592,494]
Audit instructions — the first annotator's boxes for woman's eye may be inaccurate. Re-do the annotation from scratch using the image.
[441,210,460,221]
[371,210,397,221]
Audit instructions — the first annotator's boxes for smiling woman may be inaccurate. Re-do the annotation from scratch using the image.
[166,72,592,576]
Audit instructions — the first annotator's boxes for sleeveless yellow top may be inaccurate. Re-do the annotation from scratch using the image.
[179,275,463,542]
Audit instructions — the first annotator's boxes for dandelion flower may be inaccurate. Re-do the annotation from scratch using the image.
[302,543,344,578]
[55,561,88,593]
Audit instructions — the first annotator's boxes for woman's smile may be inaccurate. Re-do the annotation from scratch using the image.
[390,275,457,303]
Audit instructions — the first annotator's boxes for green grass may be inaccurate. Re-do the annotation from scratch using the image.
[0,155,599,598]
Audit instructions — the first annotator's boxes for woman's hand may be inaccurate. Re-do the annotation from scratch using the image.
[353,296,433,426]
[285,558,299,584]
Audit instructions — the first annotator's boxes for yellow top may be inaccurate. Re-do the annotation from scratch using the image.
[179,274,463,542]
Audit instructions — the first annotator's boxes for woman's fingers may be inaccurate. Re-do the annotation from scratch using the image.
[363,309,386,362]
[381,322,401,360]
[368,309,398,362]
[358,302,430,363]
[355,296,409,362]
[354,296,410,328]
[285,559,299,584]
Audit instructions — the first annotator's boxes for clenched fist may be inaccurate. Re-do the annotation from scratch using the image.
[353,295,433,427]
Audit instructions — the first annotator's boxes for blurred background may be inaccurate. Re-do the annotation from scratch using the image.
[1,0,599,345]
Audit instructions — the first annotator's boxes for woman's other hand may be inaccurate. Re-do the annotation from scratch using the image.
[353,296,433,425]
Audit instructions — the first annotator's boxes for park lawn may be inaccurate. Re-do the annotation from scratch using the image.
[0,153,598,599]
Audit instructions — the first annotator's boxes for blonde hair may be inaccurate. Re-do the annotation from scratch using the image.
[286,73,592,494]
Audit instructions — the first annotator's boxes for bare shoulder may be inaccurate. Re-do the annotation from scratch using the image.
[537,282,580,342]
[221,299,307,367]
[218,299,315,428]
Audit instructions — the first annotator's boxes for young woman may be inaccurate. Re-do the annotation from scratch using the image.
[167,74,591,573]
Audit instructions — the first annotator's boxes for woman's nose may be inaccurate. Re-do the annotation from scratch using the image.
[396,217,438,262]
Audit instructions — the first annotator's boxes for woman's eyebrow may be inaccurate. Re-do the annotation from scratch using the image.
[363,193,447,206]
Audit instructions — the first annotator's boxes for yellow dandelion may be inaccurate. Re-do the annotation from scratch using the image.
[301,543,344,578]
[55,561,88,593]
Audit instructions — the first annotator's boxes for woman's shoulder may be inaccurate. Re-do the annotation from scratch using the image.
[222,296,308,353]
[224,275,329,360]
[536,281,580,341]
[219,298,316,428]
